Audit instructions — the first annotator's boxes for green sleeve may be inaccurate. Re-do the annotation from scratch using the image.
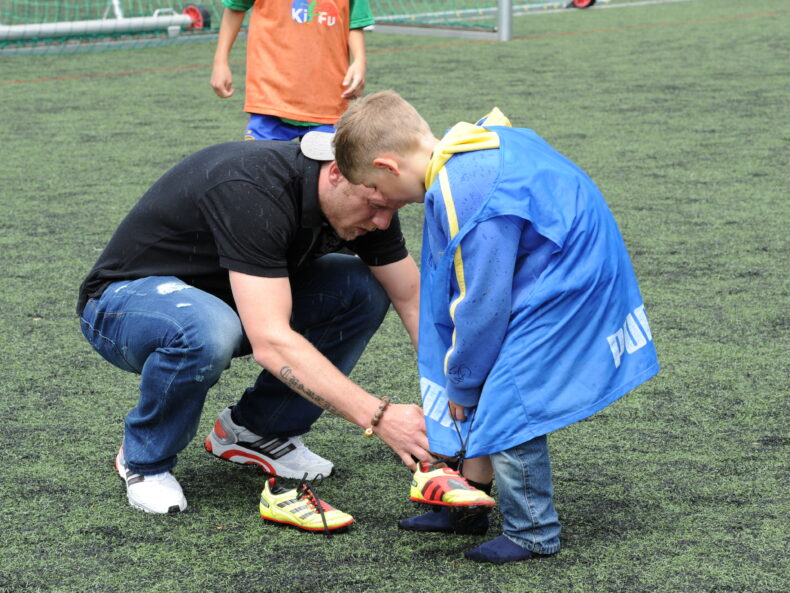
[350,0,375,29]
[222,0,254,12]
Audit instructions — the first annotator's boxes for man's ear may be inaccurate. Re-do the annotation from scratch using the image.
[326,161,345,185]
[372,156,400,177]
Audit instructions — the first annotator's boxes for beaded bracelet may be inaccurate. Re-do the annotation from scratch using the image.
[364,396,391,438]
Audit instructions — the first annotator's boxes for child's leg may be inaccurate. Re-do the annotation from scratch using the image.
[460,455,494,485]
[483,434,562,555]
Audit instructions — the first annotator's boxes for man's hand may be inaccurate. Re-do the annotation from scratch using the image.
[373,403,431,470]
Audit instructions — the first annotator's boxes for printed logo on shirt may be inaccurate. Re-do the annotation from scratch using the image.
[606,304,653,368]
[291,0,339,26]
[420,378,454,428]
[448,365,471,385]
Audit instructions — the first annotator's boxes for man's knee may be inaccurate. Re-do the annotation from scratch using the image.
[177,304,243,369]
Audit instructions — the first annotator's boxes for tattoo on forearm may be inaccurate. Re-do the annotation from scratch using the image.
[279,366,350,420]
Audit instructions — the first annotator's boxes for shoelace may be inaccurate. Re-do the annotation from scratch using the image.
[295,472,331,537]
[448,404,476,475]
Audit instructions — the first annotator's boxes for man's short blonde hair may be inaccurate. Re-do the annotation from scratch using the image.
[333,90,429,184]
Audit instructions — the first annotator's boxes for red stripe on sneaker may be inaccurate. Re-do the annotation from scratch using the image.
[421,475,475,502]
[213,419,228,440]
[423,480,445,502]
[219,449,276,474]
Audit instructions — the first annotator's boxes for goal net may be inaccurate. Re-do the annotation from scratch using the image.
[0,1,221,54]
[368,0,604,40]
[1,1,604,55]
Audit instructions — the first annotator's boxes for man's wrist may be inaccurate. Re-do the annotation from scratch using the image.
[363,396,390,437]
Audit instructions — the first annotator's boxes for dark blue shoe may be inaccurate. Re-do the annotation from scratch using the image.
[398,506,490,535]
[464,535,554,564]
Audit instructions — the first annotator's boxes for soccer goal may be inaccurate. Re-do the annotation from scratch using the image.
[0,0,218,54]
[0,0,604,54]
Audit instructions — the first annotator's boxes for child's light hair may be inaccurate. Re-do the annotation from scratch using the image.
[334,90,429,184]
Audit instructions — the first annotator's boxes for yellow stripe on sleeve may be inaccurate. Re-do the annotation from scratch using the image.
[424,109,511,378]
[439,168,467,375]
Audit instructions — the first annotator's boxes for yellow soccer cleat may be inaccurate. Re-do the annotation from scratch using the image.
[410,462,496,508]
[259,475,354,535]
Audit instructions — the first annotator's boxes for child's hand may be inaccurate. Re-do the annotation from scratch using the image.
[448,400,467,421]
[341,61,366,99]
[210,63,235,98]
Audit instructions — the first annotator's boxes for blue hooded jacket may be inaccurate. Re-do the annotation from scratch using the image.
[419,117,659,457]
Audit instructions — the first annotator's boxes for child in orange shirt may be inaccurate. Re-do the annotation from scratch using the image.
[211,0,373,140]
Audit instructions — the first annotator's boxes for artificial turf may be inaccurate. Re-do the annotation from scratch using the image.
[0,0,787,591]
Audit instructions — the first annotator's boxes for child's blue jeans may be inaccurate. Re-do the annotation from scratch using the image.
[79,254,390,475]
[490,435,562,554]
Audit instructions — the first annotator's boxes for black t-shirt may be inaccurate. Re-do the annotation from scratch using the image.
[76,141,408,314]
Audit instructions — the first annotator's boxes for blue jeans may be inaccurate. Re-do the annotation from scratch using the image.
[490,435,562,554]
[79,254,390,475]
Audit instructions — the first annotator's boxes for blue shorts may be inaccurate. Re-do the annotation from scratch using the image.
[244,114,335,141]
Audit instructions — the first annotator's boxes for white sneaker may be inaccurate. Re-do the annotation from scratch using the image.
[204,407,334,480]
[115,447,187,514]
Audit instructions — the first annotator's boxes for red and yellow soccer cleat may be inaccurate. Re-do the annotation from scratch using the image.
[259,476,354,534]
[410,462,496,508]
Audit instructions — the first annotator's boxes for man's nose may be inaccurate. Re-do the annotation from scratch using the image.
[371,209,393,230]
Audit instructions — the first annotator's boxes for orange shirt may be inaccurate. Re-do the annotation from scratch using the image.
[245,1,351,124]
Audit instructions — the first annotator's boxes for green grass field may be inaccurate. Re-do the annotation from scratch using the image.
[1,0,788,591]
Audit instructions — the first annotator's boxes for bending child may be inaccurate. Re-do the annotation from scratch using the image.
[331,90,660,564]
